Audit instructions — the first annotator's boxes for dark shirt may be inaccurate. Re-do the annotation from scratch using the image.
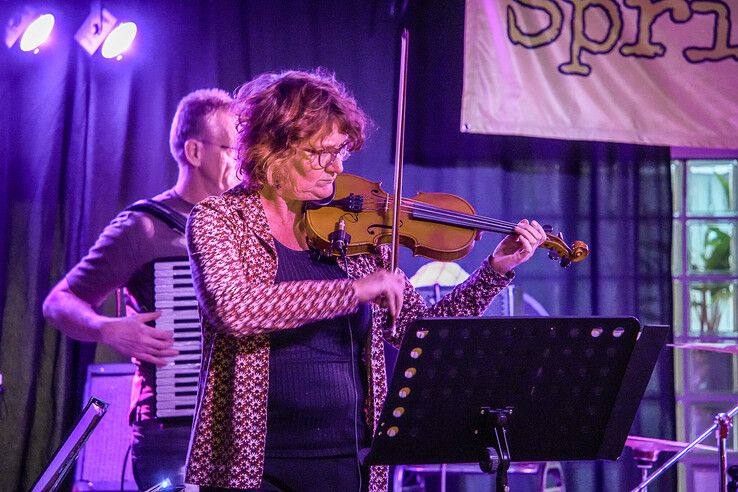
[265,240,371,457]
[65,190,194,422]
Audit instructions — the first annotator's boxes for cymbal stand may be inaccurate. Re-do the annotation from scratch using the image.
[717,412,734,492]
[631,449,659,492]
[631,402,738,492]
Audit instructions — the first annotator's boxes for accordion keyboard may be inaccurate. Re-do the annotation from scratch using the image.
[154,259,200,418]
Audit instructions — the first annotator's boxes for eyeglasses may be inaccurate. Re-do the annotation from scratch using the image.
[302,145,351,170]
[199,139,237,159]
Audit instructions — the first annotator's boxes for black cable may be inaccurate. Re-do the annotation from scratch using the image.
[348,316,362,492]
[120,443,132,492]
[342,254,363,492]
[0,378,6,421]
[342,253,351,280]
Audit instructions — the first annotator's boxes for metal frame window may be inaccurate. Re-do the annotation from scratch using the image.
[672,158,738,490]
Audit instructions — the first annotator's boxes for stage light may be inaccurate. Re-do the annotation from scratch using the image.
[74,6,137,60]
[4,7,54,53]
[19,13,54,53]
[100,21,136,60]
[143,478,173,492]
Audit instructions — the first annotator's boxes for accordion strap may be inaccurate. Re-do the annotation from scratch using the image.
[125,199,187,235]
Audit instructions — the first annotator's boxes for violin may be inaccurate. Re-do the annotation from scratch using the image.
[304,173,589,267]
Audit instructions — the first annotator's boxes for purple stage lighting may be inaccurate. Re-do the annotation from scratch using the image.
[19,13,54,54]
[101,21,136,60]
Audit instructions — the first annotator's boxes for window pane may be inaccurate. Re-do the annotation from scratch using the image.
[687,221,736,274]
[690,464,721,491]
[689,403,738,450]
[686,160,737,216]
[686,351,736,393]
[688,281,736,336]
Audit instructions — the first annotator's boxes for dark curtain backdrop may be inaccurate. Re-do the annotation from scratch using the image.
[0,1,673,491]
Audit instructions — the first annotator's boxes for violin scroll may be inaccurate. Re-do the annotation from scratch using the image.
[542,231,589,268]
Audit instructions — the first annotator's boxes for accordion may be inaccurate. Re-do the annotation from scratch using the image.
[153,259,201,418]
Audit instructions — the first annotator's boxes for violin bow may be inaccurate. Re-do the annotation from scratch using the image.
[390,29,410,272]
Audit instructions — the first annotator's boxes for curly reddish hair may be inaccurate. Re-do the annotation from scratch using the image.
[232,69,369,191]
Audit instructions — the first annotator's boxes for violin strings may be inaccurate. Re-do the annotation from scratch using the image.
[356,196,519,233]
[359,198,516,233]
[362,195,520,228]
[410,207,515,233]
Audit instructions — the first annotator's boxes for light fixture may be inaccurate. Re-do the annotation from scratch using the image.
[409,261,470,288]
[101,21,137,60]
[19,13,54,53]
[4,6,55,54]
[74,5,137,60]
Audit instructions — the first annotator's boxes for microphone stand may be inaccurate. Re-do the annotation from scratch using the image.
[631,402,738,492]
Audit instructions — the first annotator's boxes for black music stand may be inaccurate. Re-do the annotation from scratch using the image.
[365,317,669,492]
[31,397,109,492]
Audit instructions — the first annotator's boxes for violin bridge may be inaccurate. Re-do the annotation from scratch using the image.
[329,193,364,212]
[347,193,363,212]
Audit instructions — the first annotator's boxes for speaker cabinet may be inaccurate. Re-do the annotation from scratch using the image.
[75,363,136,492]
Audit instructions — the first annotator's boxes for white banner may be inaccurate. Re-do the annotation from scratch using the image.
[462,0,738,148]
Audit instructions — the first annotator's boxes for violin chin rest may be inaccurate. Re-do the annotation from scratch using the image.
[304,181,337,209]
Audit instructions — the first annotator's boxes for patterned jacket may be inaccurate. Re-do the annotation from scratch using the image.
[184,184,513,490]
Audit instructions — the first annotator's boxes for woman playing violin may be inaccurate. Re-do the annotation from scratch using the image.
[184,69,547,492]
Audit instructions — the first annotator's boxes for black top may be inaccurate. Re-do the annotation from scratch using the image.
[264,240,371,457]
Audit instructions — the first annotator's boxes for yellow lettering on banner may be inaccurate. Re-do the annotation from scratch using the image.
[684,1,738,62]
[560,0,624,76]
[508,0,564,48]
[620,0,692,57]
